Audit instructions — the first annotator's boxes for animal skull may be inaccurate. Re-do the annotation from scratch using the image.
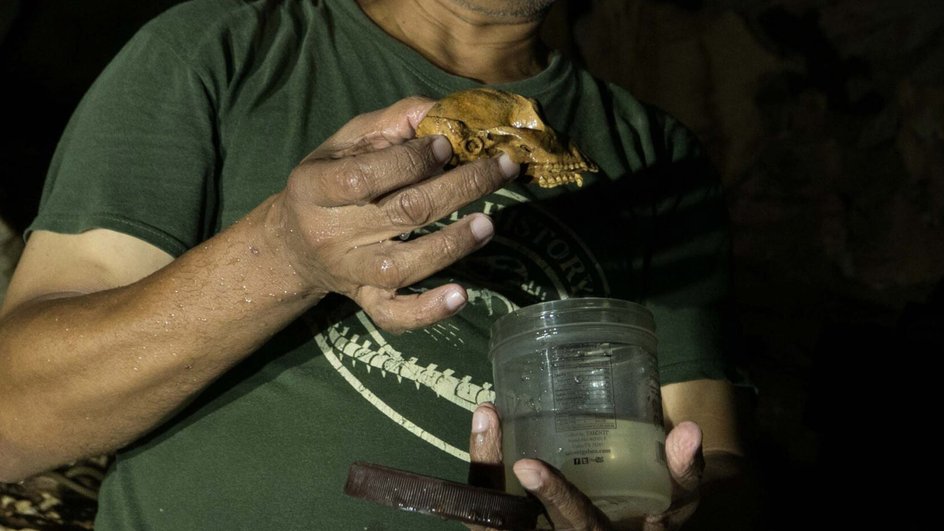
[416,88,598,188]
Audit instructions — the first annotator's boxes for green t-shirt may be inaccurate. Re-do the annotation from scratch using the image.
[30,0,732,529]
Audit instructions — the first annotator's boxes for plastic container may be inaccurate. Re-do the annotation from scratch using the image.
[489,298,672,522]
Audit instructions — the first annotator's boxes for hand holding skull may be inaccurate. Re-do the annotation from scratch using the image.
[267,96,520,331]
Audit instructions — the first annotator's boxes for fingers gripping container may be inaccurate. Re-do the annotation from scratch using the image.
[489,298,672,522]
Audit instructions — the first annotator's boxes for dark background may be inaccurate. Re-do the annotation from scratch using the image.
[2,0,942,529]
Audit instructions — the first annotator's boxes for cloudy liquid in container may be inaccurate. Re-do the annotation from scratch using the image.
[503,414,671,521]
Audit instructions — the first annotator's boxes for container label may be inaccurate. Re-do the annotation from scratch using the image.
[551,353,616,432]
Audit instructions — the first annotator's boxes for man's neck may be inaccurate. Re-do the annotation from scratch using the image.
[356,0,552,84]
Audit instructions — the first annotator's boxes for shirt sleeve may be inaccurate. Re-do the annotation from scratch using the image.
[601,91,736,385]
[639,111,736,385]
[28,22,219,257]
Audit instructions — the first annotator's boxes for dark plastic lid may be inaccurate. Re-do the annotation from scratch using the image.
[344,461,543,530]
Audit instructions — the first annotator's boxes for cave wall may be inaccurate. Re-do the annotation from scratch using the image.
[545,0,944,297]
[542,2,942,526]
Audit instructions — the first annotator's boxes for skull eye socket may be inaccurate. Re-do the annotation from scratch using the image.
[464,138,484,154]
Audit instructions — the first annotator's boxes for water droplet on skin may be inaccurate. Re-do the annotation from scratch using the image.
[249,245,260,255]
[244,297,253,303]
[185,364,193,370]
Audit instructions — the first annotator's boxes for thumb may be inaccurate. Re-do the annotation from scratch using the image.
[665,421,704,495]
[310,96,436,159]
[468,403,504,490]
[513,459,610,531]
[643,422,703,530]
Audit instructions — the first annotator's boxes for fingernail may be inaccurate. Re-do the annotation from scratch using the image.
[497,153,519,179]
[515,465,543,490]
[432,136,452,164]
[444,288,466,312]
[472,408,490,434]
[469,215,494,242]
[472,408,491,445]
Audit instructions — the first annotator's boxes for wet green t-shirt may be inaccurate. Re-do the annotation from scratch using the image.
[29,0,732,529]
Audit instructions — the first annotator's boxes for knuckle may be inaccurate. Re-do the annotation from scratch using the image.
[394,141,434,176]
[542,479,571,506]
[389,188,433,226]
[438,233,464,260]
[333,158,374,203]
[372,255,405,289]
[457,163,497,198]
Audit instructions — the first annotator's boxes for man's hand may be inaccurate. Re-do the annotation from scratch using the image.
[266,97,519,332]
[0,96,519,482]
[467,403,704,531]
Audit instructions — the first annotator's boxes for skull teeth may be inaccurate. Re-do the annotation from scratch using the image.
[533,171,585,188]
[533,161,587,173]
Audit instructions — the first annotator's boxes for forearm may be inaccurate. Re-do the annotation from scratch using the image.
[0,196,320,481]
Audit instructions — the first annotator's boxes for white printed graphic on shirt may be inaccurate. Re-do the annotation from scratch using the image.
[314,289,513,460]
[313,188,607,460]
